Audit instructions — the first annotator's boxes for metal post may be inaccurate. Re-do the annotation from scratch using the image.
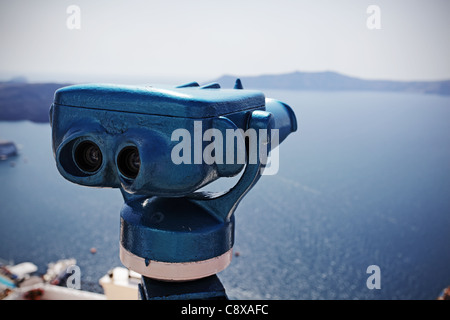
[139,275,227,300]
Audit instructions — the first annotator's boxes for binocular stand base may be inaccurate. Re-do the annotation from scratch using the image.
[120,244,233,281]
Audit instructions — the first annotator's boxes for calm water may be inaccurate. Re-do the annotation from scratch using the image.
[1,90,449,299]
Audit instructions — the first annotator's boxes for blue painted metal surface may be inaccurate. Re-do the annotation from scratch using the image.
[50,79,297,276]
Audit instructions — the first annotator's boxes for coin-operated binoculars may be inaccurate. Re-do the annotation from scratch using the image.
[50,79,297,299]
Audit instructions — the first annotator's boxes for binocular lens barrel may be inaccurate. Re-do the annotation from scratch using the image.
[74,141,103,173]
[73,141,141,179]
[117,146,140,179]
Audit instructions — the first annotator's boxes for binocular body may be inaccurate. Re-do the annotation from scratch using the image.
[51,81,297,280]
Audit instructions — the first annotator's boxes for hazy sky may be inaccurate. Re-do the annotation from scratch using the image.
[0,0,449,83]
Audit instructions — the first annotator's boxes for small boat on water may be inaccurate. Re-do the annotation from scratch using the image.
[0,140,18,160]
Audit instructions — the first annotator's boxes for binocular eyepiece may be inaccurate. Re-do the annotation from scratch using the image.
[116,146,140,179]
[73,141,140,179]
[73,140,103,173]
[50,80,297,281]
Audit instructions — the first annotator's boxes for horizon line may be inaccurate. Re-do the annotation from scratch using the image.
[1,70,450,85]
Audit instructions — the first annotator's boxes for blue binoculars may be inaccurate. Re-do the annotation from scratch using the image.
[50,80,297,281]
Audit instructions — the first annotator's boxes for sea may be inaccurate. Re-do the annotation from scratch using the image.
[1,90,449,300]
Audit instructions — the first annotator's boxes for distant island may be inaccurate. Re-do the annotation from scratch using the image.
[214,71,450,95]
[1,71,449,123]
[0,81,70,123]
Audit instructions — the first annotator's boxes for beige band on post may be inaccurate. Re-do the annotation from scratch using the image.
[119,243,233,281]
